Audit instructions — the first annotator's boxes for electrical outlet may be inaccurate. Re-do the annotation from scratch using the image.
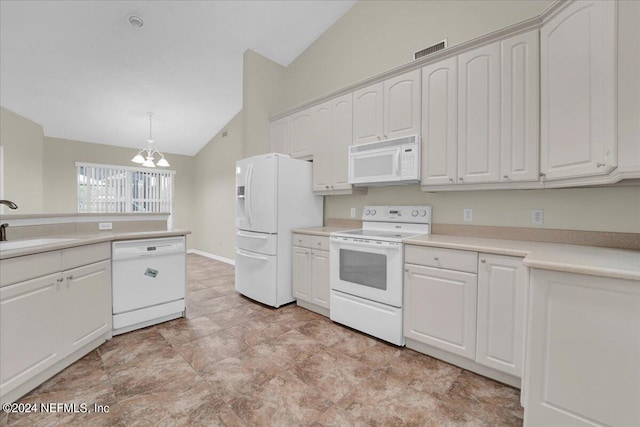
[350,208,356,218]
[464,209,473,222]
[532,209,544,225]
[98,222,113,230]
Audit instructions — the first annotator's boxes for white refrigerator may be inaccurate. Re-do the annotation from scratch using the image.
[235,153,323,307]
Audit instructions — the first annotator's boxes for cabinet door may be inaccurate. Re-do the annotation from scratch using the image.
[63,260,111,356]
[353,82,384,145]
[404,264,477,359]
[384,69,421,140]
[331,93,353,190]
[458,42,501,184]
[311,249,330,309]
[289,108,314,159]
[0,273,64,396]
[476,254,527,377]
[292,246,311,302]
[421,57,458,186]
[312,102,332,192]
[501,31,539,182]
[270,117,289,155]
[540,1,617,180]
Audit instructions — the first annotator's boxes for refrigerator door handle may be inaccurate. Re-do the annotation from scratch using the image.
[245,164,254,226]
[236,231,267,240]
[236,249,268,262]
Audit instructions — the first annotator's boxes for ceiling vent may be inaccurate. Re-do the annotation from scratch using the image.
[414,39,447,60]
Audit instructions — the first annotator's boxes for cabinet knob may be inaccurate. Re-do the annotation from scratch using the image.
[404,268,409,272]
[458,177,464,181]
[449,177,454,182]
[57,277,64,283]
[434,257,439,261]
[325,185,329,189]
[67,275,73,280]
[480,259,486,263]
[539,172,546,178]
[384,134,388,139]
[597,163,604,168]
[377,136,382,140]
[503,175,508,179]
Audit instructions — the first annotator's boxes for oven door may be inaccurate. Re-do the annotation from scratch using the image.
[330,236,403,307]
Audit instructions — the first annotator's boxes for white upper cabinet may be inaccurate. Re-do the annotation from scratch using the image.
[501,31,540,182]
[353,70,421,145]
[330,93,354,190]
[353,82,384,145]
[270,117,289,155]
[421,57,458,186]
[540,0,617,180]
[457,42,501,184]
[312,101,332,192]
[289,108,314,159]
[384,69,422,140]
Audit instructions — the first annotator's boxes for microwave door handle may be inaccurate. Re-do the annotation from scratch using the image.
[394,150,401,176]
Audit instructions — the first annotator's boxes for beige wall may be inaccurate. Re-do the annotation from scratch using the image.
[242,49,287,157]
[0,107,44,213]
[284,0,554,107]
[274,0,640,234]
[43,136,195,235]
[191,112,244,260]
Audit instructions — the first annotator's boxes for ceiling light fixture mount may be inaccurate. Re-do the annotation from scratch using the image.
[131,113,170,168]
[128,15,144,29]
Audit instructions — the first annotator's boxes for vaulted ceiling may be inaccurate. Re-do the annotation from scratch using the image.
[0,1,355,156]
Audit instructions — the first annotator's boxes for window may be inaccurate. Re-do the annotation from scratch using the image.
[76,162,174,225]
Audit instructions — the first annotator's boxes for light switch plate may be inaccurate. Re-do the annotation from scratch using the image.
[350,208,356,218]
[464,209,472,222]
[98,222,113,230]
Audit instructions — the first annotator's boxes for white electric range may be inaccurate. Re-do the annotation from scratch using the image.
[329,205,432,346]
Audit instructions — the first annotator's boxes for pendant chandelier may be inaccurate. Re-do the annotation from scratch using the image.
[131,112,170,167]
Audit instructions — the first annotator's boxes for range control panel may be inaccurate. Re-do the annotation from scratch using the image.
[362,205,432,224]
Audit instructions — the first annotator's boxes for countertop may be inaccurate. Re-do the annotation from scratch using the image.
[292,226,640,281]
[404,234,640,282]
[0,229,191,260]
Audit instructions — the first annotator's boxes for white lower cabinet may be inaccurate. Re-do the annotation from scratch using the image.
[63,260,111,356]
[404,245,527,388]
[292,234,330,315]
[404,262,478,360]
[524,269,640,426]
[0,272,65,397]
[476,254,527,377]
[0,244,111,403]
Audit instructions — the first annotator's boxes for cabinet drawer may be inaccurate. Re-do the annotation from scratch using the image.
[310,236,330,251]
[292,233,311,247]
[61,242,111,270]
[0,251,62,287]
[405,245,478,273]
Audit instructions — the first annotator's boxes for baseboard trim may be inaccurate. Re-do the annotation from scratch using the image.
[188,249,235,266]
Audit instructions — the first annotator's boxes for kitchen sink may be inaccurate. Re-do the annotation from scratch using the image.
[0,238,79,251]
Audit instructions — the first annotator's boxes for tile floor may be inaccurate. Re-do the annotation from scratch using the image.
[2,254,524,426]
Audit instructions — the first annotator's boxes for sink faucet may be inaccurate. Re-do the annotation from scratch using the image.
[0,223,8,242]
[0,200,18,210]
[0,200,17,241]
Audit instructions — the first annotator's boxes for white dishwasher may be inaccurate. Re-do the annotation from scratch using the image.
[112,236,186,335]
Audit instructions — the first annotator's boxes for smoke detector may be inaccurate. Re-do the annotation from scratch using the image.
[128,15,144,29]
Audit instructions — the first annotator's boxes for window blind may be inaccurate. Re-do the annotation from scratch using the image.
[76,163,174,221]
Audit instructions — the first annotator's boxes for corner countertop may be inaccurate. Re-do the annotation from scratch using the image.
[404,234,640,282]
[0,229,191,260]
[291,226,358,237]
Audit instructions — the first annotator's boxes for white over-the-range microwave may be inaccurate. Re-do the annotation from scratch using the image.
[348,135,420,186]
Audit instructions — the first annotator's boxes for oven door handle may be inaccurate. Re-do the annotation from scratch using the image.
[331,239,401,250]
